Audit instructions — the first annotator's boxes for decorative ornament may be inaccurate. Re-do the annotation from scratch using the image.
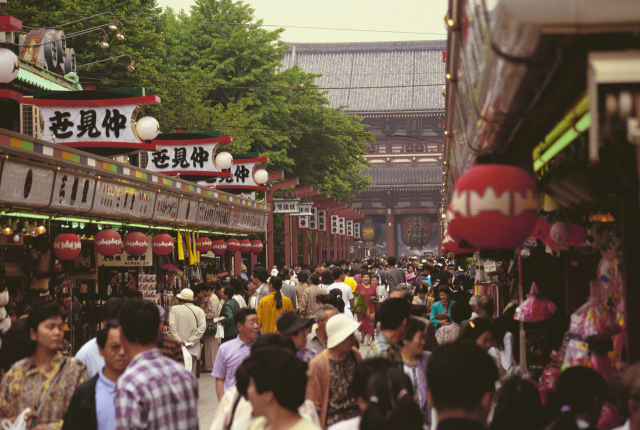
[362,217,382,246]
[239,239,252,253]
[0,48,19,84]
[400,215,432,250]
[521,248,531,258]
[226,238,241,253]
[446,203,462,241]
[95,229,122,256]
[196,237,212,253]
[550,221,572,243]
[124,232,148,256]
[152,234,173,255]
[251,240,264,254]
[212,240,227,255]
[567,225,588,247]
[449,164,539,249]
[253,169,269,185]
[54,233,82,260]
[135,116,160,141]
[442,229,477,255]
[215,152,233,170]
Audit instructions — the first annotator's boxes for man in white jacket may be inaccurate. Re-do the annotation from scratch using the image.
[169,288,206,377]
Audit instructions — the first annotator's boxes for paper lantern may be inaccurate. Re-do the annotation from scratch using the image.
[212,240,227,255]
[95,230,122,256]
[442,229,477,255]
[196,237,212,253]
[550,222,572,243]
[136,116,160,141]
[362,217,382,246]
[530,217,551,241]
[567,225,587,247]
[239,239,252,253]
[400,215,432,250]
[254,169,269,185]
[54,233,82,260]
[215,152,233,169]
[251,240,264,254]
[226,238,241,253]
[124,232,148,256]
[449,164,539,249]
[152,234,174,255]
[446,204,463,241]
[0,49,19,84]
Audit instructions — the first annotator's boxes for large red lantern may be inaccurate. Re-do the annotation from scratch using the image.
[251,240,264,254]
[196,237,212,253]
[442,229,477,255]
[212,240,227,255]
[152,234,174,255]
[124,232,148,256]
[95,230,122,256]
[446,204,463,241]
[400,215,432,250]
[226,238,241,253]
[567,225,587,247]
[239,239,252,253]
[54,233,82,260]
[450,164,539,249]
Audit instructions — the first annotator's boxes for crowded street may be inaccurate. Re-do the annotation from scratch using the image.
[0,0,640,430]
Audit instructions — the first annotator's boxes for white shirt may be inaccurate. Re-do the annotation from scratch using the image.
[256,283,270,304]
[75,338,104,377]
[327,417,360,430]
[327,282,354,319]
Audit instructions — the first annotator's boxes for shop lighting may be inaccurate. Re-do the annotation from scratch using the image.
[1,212,50,220]
[2,226,12,236]
[589,213,616,222]
[533,113,591,172]
[52,217,91,223]
[37,225,46,234]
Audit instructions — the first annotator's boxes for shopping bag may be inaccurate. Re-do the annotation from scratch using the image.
[351,291,368,317]
[182,347,192,372]
[1,408,31,430]
[215,322,225,339]
[514,282,556,323]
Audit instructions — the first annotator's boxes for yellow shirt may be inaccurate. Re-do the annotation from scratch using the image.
[344,276,358,292]
[257,292,294,334]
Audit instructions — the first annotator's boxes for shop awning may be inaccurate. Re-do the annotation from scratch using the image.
[16,60,82,92]
[0,129,269,234]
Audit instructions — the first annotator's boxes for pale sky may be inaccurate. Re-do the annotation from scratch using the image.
[157,0,449,43]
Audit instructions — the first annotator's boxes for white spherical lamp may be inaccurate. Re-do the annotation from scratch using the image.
[136,116,160,141]
[253,169,269,184]
[215,152,233,170]
[0,48,19,84]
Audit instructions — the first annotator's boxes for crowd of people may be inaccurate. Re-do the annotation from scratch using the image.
[0,255,636,430]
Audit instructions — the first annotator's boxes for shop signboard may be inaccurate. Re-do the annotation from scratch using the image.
[338,217,346,236]
[212,205,232,228]
[200,157,269,191]
[152,193,179,222]
[90,180,156,219]
[354,222,361,239]
[228,210,266,232]
[309,207,318,230]
[125,186,156,220]
[147,142,220,175]
[346,220,353,237]
[273,199,299,214]
[298,216,309,229]
[175,197,198,225]
[318,210,327,231]
[98,234,153,267]
[49,170,95,213]
[0,159,55,208]
[195,202,216,227]
[331,215,339,234]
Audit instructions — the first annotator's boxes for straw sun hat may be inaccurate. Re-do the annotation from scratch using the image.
[326,314,361,349]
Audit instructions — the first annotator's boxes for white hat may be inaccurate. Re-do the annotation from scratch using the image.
[326,314,361,349]
[271,268,278,277]
[176,288,194,302]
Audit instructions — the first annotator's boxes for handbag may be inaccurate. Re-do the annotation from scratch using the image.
[351,291,368,317]
[29,278,49,292]
[35,251,51,274]
[5,262,21,277]
[204,321,217,336]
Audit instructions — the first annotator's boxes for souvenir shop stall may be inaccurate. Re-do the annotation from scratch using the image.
[0,127,269,354]
[443,0,640,425]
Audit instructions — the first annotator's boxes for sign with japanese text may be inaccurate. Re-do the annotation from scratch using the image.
[212,206,232,228]
[152,193,179,222]
[318,210,327,232]
[309,207,318,230]
[0,160,55,208]
[50,170,95,213]
[196,202,216,227]
[273,199,299,214]
[227,209,265,232]
[338,217,346,236]
[354,222,361,239]
[298,216,309,229]
[347,220,353,237]
[147,143,220,175]
[200,157,268,190]
[331,215,339,234]
[89,180,156,219]
[98,234,153,267]
[175,198,198,225]
[293,202,312,217]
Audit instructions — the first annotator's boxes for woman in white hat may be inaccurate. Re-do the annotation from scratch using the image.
[306,314,362,429]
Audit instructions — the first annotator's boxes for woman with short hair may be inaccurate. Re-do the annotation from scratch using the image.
[429,285,455,332]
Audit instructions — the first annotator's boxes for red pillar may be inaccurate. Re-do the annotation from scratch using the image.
[267,192,274,270]
[302,229,308,265]
[250,250,257,272]
[333,234,338,261]
[284,214,291,268]
[386,212,395,257]
[292,219,298,267]
[326,231,331,263]
[234,252,241,276]
[312,231,318,265]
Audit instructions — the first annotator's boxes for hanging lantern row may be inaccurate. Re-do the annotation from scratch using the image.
[447,164,540,249]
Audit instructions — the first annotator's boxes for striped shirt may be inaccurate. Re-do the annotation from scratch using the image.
[115,348,198,430]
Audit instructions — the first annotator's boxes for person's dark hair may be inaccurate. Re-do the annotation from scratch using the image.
[404,317,426,341]
[407,264,415,271]
[331,267,343,281]
[378,298,411,330]
[459,318,494,344]
[309,274,320,286]
[423,264,432,272]
[316,294,338,308]
[427,341,498,413]
[230,277,243,294]
[118,299,160,345]
[491,376,548,430]
[360,368,423,430]
[328,288,346,313]
[322,270,334,286]
[251,332,296,354]
[297,271,309,284]
[478,295,495,316]
[360,270,372,280]
[278,270,290,281]
[101,297,123,323]
[270,276,284,309]
[125,290,143,300]
[352,358,397,400]
[410,304,427,317]
[223,286,235,298]
[551,366,607,430]
[493,304,519,350]
[0,319,35,371]
[27,301,63,334]
[253,267,269,283]
[97,321,120,349]
[454,275,466,286]
[238,347,308,412]
[437,284,452,297]
[234,307,257,327]
[451,301,473,325]
[415,284,428,295]
[387,256,397,266]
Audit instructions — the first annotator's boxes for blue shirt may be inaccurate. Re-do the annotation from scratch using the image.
[430,300,455,331]
[96,368,117,430]
[212,336,254,393]
[75,338,104,377]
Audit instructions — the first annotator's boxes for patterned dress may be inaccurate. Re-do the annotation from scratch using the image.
[355,284,376,335]
[325,354,359,427]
